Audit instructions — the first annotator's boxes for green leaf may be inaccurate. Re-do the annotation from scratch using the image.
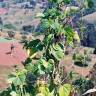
[59,84,71,96]
[45,59,54,73]
[56,51,64,59]
[52,50,64,61]
[37,85,51,96]
[8,70,26,86]
[26,39,44,58]
[64,26,74,45]
[52,44,63,51]
[49,44,64,61]
[44,8,60,19]
[28,39,41,48]
[44,34,53,46]
[38,65,45,75]
[48,59,54,65]
[40,59,48,68]
[50,19,62,34]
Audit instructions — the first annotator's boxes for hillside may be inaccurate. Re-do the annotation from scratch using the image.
[0,0,46,35]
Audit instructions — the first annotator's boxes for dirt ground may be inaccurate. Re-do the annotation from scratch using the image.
[61,47,96,77]
[0,65,13,90]
[0,41,27,90]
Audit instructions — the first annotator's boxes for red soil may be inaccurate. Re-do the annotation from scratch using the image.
[0,8,7,14]
[0,42,27,89]
[0,42,27,66]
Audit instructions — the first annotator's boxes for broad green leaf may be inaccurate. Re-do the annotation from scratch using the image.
[38,64,45,75]
[52,44,63,51]
[59,84,71,96]
[48,59,54,65]
[49,44,64,61]
[41,19,50,29]
[44,34,53,46]
[52,50,64,61]
[38,85,51,96]
[27,48,37,58]
[27,39,41,48]
[46,60,54,73]
[40,59,48,68]
[50,19,62,33]
[64,26,74,45]
[7,77,17,84]
[56,51,64,59]
[8,70,26,86]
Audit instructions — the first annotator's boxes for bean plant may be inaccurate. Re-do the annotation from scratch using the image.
[0,0,94,96]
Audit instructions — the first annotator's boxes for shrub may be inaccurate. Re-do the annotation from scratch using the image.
[7,31,15,39]
[22,25,35,33]
[73,50,92,67]
[4,24,16,30]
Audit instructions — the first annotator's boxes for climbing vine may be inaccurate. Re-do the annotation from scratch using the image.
[0,0,94,96]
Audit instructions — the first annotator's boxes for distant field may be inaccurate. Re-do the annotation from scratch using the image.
[1,4,43,32]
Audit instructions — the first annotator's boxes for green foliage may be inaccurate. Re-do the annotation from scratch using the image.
[84,0,94,8]
[7,69,27,86]
[44,8,61,19]
[49,0,70,4]
[73,50,92,67]
[73,77,94,94]
[4,24,16,30]
[48,43,64,61]
[59,84,71,96]
[64,26,74,46]
[1,0,94,96]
